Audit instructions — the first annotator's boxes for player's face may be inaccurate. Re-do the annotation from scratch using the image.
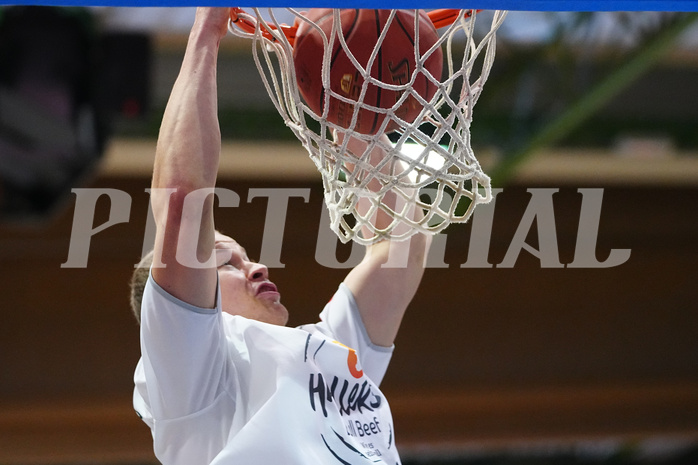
[214,232,289,326]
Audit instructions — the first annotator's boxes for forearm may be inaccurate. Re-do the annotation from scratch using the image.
[152,17,224,197]
[339,131,432,346]
[149,8,230,307]
[357,232,431,346]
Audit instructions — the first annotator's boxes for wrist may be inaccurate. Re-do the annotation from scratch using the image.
[189,24,223,50]
[191,7,230,45]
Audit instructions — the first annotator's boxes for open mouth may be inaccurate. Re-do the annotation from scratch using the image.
[257,282,279,295]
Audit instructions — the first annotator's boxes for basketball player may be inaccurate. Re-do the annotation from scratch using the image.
[130,7,430,464]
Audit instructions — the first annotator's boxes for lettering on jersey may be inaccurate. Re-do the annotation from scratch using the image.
[322,427,393,465]
[308,372,382,418]
[304,337,363,378]
[303,337,396,462]
[345,416,382,438]
[331,340,364,379]
[303,333,311,362]
[346,349,363,378]
[313,339,326,361]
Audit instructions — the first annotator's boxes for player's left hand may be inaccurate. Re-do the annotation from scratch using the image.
[194,7,231,42]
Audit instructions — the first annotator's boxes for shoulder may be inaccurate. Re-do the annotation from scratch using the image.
[144,272,220,317]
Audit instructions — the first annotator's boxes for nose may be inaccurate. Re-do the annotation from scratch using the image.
[246,262,268,282]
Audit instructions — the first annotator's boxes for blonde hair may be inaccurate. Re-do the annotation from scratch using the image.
[129,250,154,324]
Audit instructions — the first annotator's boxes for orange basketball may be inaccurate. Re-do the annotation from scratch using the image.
[293,9,443,135]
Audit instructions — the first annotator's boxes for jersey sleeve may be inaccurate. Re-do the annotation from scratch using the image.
[134,272,237,464]
[315,283,394,386]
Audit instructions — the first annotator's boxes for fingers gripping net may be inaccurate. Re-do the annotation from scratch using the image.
[229,9,507,244]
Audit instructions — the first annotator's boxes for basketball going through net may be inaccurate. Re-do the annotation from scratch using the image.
[228,8,508,244]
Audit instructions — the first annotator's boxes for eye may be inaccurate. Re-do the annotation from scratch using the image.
[215,248,234,268]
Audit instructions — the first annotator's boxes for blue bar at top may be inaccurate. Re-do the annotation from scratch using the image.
[2,0,698,11]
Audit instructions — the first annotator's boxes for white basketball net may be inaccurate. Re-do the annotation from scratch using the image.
[229,9,507,244]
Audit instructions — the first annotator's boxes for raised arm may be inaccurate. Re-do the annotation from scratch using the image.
[150,8,230,308]
[340,133,432,347]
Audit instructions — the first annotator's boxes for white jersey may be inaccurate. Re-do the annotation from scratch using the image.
[133,274,401,465]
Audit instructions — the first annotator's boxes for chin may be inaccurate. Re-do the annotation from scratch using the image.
[270,304,289,326]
